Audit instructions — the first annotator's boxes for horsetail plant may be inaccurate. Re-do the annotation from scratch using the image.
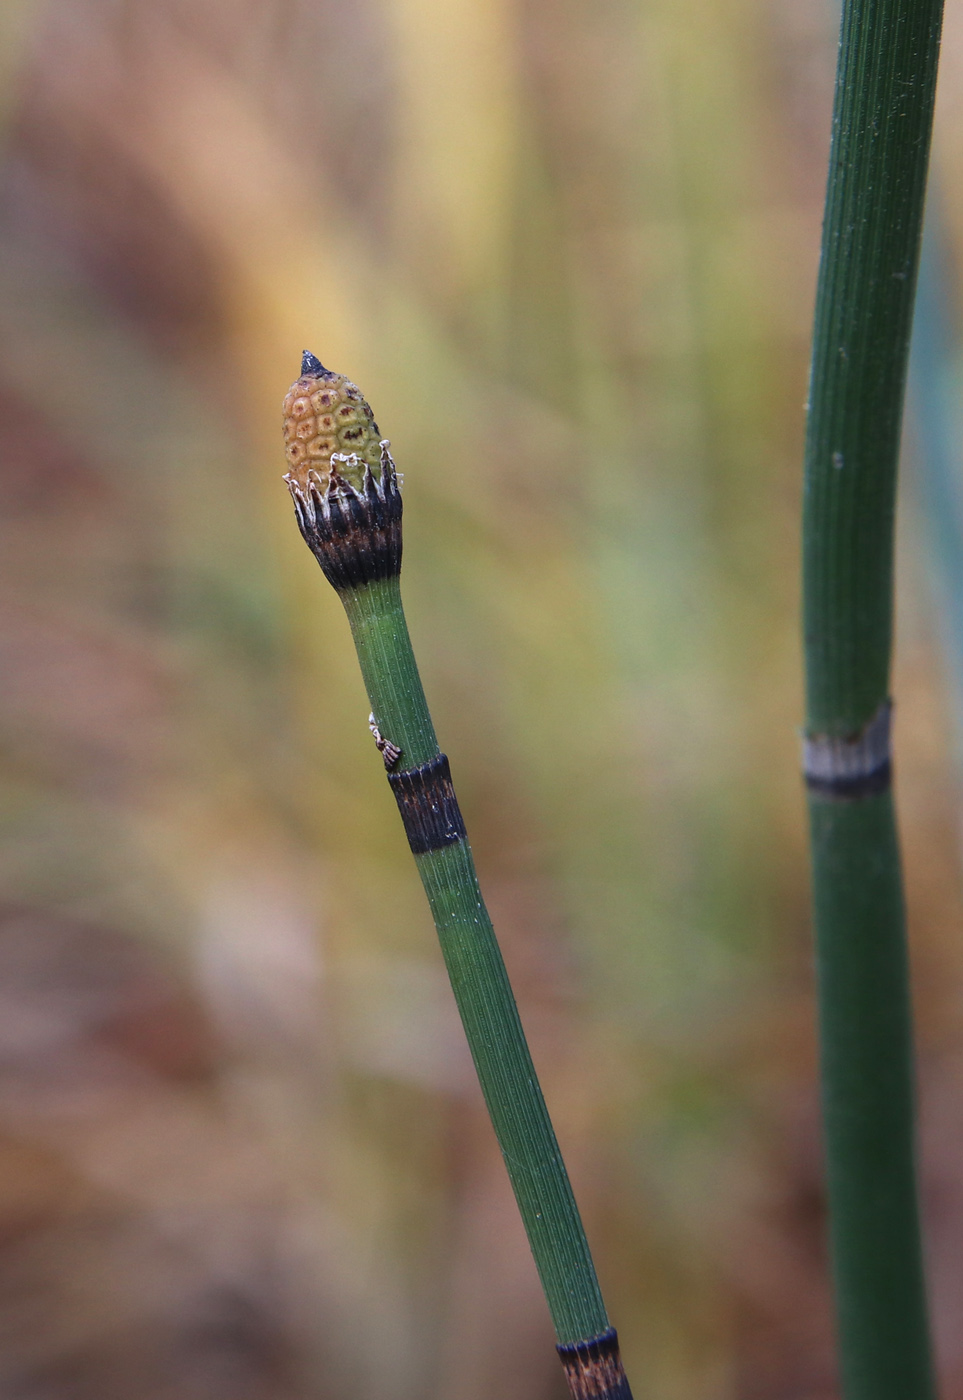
[802,1,942,1397]
[282,351,633,1400]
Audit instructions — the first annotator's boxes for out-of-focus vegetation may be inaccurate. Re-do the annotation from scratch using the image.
[2,1,963,1397]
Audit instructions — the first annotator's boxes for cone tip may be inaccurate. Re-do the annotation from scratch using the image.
[301,350,328,377]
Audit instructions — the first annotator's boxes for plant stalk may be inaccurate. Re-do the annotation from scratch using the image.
[802,1,942,1396]
[282,355,631,1400]
[340,576,610,1347]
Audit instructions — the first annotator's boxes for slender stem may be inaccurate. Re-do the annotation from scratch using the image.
[341,576,610,1347]
[804,0,943,732]
[341,577,438,768]
[810,794,931,1398]
[283,361,631,1398]
[802,0,942,1395]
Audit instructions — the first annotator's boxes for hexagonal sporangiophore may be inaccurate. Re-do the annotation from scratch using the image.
[281,351,382,491]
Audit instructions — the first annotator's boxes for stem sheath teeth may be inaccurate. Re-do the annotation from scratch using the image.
[557,1329,632,1400]
[283,440,402,591]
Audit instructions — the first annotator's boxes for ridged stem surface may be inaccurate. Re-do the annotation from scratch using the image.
[804,0,942,732]
[341,576,438,768]
[802,0,942,1396]
[810,794,932,1399]
[340,577,610,1347]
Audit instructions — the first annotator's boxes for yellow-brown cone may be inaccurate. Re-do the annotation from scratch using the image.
[282,353,403,592]
[282,352,382,492]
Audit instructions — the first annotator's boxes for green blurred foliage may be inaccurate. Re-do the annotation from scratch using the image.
[0,0,963,1396]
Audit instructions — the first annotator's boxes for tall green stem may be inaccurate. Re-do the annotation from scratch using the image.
[802,1,942,1396]
[282,356,631,1399]
[341,577,609,1347]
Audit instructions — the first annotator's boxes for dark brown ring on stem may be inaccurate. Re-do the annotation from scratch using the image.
[557,1328,633,1400]
[803,699,892,801]
[285,442,402,591]
[388,753,467,854]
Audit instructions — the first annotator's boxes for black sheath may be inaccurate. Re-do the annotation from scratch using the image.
[557,1328,633,1400]
[388,753,467,854]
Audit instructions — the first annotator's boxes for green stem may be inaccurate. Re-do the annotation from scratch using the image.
[810,793,931,1399]
[804,0,943,733]
[802,0,942,1395]
[340,575,611,1349]
[341,576,438,767]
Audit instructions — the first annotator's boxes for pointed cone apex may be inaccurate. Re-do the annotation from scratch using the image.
[301,350,328,377]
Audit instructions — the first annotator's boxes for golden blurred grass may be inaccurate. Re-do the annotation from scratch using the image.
[1,0,963,1396]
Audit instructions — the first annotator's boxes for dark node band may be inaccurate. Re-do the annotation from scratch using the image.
[557,1328,633,1400]
[288,454,402,591]
[803,699,892,801]
[805,761,891,800]
[388,753,467,854]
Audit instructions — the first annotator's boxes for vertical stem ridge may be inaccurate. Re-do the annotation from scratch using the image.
[342,581,616,1356]
[416,837,609,1343]
[810,793,932,1398]
[802,0,942,1395]
[804,0,943,733]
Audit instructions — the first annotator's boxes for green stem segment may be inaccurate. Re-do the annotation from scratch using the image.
[341,577,439,768]
[341,576,609,1347]
[809,794,932,1399]
[802,0,942,1396]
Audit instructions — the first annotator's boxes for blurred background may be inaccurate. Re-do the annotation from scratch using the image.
[2,1,963,1396]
